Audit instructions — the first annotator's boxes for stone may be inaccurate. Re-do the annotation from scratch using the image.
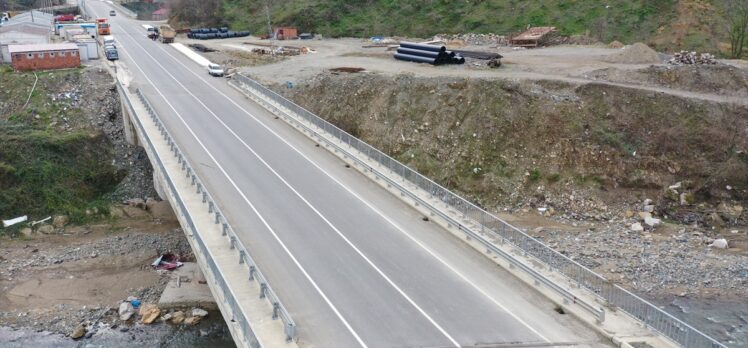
[52,215,69,228]
[170,311,185,324]
[37,224,54,234]
[161,313,173,321]
[126,198,146,209]
[145,197,158,211]
[118,302,134,321]
[680,192,695,206]
[20,228,33,237]
[642,205,655,213]
[644,216,661,228]
[191,308,209,318]
[70,324,86,339]
[643,198,653,206]
[664,188,679,201]
[638,212,652,220]
[668,182,682,190]
[630,222,644,232]
[139,304,161,324]
[709,238,728,249]
[184,316,201,325]
[122,206,148,218]
[624,210,635,218]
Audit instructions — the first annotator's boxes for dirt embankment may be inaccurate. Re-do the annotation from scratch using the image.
[277,72,748,296]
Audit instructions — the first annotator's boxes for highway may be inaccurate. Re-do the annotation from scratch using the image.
[88,2,610,346]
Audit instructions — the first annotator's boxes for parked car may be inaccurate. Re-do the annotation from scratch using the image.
[109,10,116,16]
[105,48,119,60]
[207,63,224,77]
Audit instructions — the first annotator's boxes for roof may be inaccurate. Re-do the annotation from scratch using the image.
[512,27,557,41]
[0,22,51,36]
[152,8,170,15]
[8,43,79,53]
[5,10,53,26]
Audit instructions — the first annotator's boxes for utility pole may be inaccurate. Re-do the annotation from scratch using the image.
[265,0,274,56]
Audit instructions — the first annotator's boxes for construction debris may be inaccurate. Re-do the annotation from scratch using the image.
[453,49,502,60]
[394,41,465,65]
[668,51,718,65]
[433,33,507,46]
[2,215,28,228]
[510,27,558,48]
[188,44,216,53]
[188,28,250,40]
[603,43,661,64]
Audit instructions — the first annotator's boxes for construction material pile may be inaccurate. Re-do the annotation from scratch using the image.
[603,43,661,64]
[433,33,507,46]
[394,41,465,65]
[668,51,718,65]
[188,27,250,40]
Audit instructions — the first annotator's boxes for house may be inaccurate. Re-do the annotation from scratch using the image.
[273,27,298,40]
[0,10,54,63]
[9,43,81,71]
[151,8,170,21]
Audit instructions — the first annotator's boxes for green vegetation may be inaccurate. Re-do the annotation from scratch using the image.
[220,0,678,42]
[0,69,123,226]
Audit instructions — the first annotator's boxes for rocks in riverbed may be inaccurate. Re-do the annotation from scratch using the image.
[191,308,209,318]
[70,324,86,339]
[139,304,161,324]
[119,302,135,321]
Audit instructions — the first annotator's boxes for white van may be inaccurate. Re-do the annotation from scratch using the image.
[102,35,115,46]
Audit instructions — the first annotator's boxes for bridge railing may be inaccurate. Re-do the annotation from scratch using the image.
[233,73,726,348]
[120,83,296,345]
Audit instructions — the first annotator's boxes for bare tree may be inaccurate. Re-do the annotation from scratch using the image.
[722,0,748,58]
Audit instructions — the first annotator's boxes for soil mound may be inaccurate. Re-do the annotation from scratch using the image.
[604,42,661,64]
[608,40,624,49]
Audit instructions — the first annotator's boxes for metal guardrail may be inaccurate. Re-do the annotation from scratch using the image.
[233,74,727,348]
[111,1,137,18]
[117,82,296,345]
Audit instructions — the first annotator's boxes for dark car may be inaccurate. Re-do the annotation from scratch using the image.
[105,48,119,60]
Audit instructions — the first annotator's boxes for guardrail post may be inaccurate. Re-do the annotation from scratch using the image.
[222,223,228,236]
[230,236,236,250]
[239,250,245,264]
[215,212,221,224]
[598,308,605,323]
[196,182,202,194]
[260,283,267,299]
[202,192,207,203]
[249,265,256,280]
[209,201,214,213]
[272,302,279,320]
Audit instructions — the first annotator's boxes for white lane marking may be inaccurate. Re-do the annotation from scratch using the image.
[112,20,368,348]
[151,37,552,343]
[119,24,461,348]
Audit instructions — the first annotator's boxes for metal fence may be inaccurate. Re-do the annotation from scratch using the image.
[118,82,296,346]
[233,74,727,348]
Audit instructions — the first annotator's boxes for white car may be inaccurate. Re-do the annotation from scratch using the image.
[207,63,224,77]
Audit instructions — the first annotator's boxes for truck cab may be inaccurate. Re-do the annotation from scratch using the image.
[97,18,110,35]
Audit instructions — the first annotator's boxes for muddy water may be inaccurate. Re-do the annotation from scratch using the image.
[658,296,748,347]
[0,315,235,348]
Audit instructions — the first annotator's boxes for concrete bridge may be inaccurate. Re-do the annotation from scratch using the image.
[81,1,728,347]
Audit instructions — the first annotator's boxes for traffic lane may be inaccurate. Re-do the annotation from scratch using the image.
[135,40,552,345]
[133,30,587,345]
[112,22,455,348]
[106,3,600,346]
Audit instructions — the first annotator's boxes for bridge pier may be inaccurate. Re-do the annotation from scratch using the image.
[121,101,140,147]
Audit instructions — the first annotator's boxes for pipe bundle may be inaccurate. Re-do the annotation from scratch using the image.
[394,41,465,65]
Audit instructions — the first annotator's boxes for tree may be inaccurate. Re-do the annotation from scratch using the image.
[722,0,748,58]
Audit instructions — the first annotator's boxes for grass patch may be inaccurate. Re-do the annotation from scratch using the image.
[528,168,541,182]
[0,124,123,226]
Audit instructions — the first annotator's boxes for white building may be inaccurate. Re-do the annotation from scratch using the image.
[0,10,53,63]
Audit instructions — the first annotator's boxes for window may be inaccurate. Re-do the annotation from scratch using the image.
[60,51,66,57]
[71,51,77,56]
[27,53,33,58]
[37,52,44,58]
[50,52,55,57]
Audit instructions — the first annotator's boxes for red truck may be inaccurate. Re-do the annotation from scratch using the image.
[54,14,76,22]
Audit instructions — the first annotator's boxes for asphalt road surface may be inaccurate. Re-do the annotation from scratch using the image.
[87,2,610,346]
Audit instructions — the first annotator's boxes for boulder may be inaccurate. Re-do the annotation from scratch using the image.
[170,311,185,324]
[624,210,635,218]
[184,316,201,325]
[139,304,161,324]
[119,301,135,321]
[638,212,652,220]
[37,224,55,234]
[52,215,69,228]
[630,222,644,232]
[20,228,33,237]
[191,308,209,318]
[126,198,146,209]
[709,238,728,249]
[644,216,661,228]
[642,205,655,213]
[122,205,148,218]
[70,324,86,339]
[707,212,725,227]
[680,192,695,206]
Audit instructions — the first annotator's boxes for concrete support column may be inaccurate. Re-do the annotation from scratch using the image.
[121,102,139,146]
[153,166,167,201]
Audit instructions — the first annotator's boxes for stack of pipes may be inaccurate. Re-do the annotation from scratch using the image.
[394,41,465,65]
